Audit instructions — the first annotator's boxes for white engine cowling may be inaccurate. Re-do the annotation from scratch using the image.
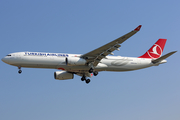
[66,57,86,66]
[54,71,74,80]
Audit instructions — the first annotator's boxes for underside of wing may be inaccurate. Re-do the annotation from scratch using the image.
[81,25,142,66]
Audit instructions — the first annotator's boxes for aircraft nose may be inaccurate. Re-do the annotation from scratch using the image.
[1,57,7,63]
[1,57,11,64]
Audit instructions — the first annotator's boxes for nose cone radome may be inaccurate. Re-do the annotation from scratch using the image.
[1,57,6,63]
[1,57,11,64]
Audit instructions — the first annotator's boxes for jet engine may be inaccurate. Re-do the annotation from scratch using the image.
[66,57,86,66]
[54,71,74,80]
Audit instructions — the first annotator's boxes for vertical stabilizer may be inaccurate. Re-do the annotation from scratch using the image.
[138,39,167,59]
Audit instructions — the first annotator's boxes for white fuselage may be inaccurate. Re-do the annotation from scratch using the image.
[1,52,167,72]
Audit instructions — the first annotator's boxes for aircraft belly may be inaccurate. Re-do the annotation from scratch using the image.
[12,64,58,69]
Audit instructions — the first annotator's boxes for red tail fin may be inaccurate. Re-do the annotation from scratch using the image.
[138,39,167,59]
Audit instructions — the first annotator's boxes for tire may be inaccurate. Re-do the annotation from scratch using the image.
[86,79,90,84]
[93,71,98,76]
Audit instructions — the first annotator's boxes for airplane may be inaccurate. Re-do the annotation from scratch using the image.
[1,25,177,84]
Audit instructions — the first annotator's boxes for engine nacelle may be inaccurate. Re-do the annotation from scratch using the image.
[66,57,86,66]
[54,71,74,80]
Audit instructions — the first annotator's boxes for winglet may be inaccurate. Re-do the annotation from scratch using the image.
[134,25,142,31]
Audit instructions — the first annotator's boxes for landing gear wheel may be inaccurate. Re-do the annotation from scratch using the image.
[89,68,94,73]
[86,79,90,84]
[18,66,22,74]
[81,76,86,81]
[93,71,98,76]
[18,70,22,74]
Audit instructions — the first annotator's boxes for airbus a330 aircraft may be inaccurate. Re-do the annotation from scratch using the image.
[2,25,177,84]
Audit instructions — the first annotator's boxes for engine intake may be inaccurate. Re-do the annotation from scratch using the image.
[66,57,86,66]
[54,71,74,80]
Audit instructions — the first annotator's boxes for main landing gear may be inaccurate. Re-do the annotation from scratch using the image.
[89,68,93,73]
[81,76,91,84]
[18,66,22,74]
[89,68,98,76]
[93,71,98,76]
[81,71,98,84]
[88,68,98,76]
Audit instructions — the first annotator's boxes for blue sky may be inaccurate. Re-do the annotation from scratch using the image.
[0,0,180,120]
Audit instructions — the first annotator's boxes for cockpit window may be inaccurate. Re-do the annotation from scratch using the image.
[6,55,11,56]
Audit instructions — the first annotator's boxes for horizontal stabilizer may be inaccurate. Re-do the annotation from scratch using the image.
[152,51,177,64]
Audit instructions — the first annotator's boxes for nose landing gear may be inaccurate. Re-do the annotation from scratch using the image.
[18,66,22,74]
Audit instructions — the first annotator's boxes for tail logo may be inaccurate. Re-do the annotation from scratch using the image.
[151,45,160,55]
[147,44,162,58]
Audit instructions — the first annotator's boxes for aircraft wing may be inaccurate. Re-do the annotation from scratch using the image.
[81,25,142,66]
